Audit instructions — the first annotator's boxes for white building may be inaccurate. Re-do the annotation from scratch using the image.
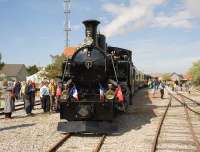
[26,69,48,84]
[170,72,184,82]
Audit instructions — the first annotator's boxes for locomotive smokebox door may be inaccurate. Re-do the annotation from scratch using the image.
[85,60,93,69]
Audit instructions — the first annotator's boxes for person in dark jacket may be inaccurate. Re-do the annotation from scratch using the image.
[13,81,21,100]
[31,81,36,109]
[24,80,33,115]
[4,88,15,119]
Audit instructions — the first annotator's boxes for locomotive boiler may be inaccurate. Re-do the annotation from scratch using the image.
[58,20,135,133]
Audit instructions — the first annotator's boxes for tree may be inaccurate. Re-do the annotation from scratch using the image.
[188,60,200,86]
[0,53,4,70]
[45,53,67,79]
[26,65,39,76]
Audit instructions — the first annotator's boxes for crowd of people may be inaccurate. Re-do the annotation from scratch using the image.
[2,79,64,119]
[168,80,192,93]
[147,78,192,99]
[147,78,165,99]
[2,77,193,119]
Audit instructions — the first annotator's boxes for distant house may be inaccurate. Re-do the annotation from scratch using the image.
[63,47,77,57]
[170,72,184,82]
[150,73,163,80]
[0,64,27,81]
[183,74,192,81]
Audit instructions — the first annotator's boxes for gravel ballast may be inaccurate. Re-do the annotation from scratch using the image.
[0,89,199,152]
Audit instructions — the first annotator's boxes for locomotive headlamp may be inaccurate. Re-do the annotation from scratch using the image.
[105,93,115,100]
[105,84,115,100]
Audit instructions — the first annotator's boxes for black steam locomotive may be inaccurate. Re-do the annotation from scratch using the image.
[58,20,136,133]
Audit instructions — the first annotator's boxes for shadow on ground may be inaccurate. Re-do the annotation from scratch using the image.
[69,88,167,136]
[0,111,48,120]
[0,123,35,132]
[112,88,160,135]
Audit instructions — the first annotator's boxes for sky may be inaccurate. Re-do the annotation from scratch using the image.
[0,0,200,74]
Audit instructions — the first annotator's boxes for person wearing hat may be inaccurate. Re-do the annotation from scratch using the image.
[4,87,15,119]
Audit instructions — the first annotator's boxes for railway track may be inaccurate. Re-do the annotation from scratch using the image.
[176,92,200,114]
[0,100,41,115]
[48,133,106,152]
[151,93,200,152]
[177,92,200,105]
[194,89,200,94]
[0,102,24,111]
[48,133,71,152]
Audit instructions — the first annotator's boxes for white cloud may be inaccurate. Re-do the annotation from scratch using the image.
[102,0,161,37]
[103,3,127,16]
[98,16,109,24]
[185,0,200,17]
[102,0,199,37]
[153,11,193,28]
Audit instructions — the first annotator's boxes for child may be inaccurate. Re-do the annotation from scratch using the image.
[4,88,15,119]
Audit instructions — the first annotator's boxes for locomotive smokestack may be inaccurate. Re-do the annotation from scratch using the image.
[83,20,100,46]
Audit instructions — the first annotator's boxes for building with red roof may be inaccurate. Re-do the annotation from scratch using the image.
[63,47,77,57]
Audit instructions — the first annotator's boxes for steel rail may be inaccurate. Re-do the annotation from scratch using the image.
[191,89,200,95]
[48,133,71,152]
[0,103,24,111]
[151,98,171,152]
[170,93,200,151]
[93,134,106,152]
[195,89,200,93]
[176,92,200,106]
[184,106,200,151]
[0,100,41,115]
[171,93,200,115]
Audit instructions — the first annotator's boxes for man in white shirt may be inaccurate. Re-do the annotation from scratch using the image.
[40,81,50,112]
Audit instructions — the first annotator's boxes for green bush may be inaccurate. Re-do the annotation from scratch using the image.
[189,60,200,87]
[45,53,67,79]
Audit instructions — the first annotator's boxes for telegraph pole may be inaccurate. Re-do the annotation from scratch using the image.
[64,0,71,47]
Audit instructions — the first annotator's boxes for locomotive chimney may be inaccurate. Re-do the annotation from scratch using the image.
[83,20,100,46]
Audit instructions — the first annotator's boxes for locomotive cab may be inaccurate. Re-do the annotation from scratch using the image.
[117,60,129,82]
